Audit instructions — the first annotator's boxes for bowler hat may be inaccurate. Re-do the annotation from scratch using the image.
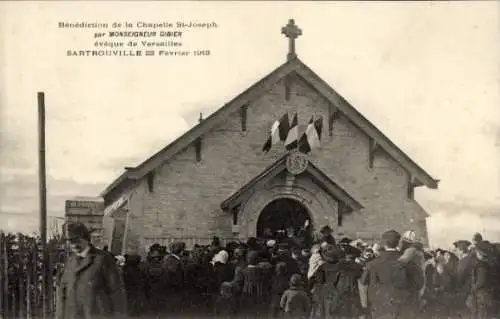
[66,222,91,242]
[339,237,352,245]
[320,225,333,234]
[453,240,471,252]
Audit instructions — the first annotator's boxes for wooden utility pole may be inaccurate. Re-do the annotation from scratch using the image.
[37,92,49,318]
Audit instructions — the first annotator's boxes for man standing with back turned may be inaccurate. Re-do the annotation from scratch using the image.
[56,222,126,319]
[360,229,403,319]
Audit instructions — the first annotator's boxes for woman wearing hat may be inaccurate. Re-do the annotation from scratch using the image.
[399,230,417,253]
[309,244,342,318]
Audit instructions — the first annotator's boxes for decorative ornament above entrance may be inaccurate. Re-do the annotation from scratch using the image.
[286,151,309,175]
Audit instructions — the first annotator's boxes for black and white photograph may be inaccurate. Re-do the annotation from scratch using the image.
[1,1,499,318]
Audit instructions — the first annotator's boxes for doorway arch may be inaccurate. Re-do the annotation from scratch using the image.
[256,198,311,238]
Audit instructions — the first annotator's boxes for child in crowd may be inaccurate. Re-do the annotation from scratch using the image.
[280,274,311,319]
[213,281,238,319]
[269,262,290,318]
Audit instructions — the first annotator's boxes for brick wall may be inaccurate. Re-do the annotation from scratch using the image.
[121,73,429,256]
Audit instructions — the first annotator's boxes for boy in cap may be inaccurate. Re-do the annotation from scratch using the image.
[280,274,311,319]
[213,281,239,318]
[56,222,126,319]
[269,262,291,318]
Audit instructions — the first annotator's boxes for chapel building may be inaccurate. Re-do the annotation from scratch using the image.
[100,19,439,256]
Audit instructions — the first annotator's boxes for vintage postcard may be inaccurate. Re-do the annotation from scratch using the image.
[1,1,499,318]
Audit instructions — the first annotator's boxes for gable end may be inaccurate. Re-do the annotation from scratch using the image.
[101,57,438,199]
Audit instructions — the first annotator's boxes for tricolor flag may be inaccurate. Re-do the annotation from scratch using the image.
[262,113,290,153]
[298,116,323,153]
[284,113,299,150]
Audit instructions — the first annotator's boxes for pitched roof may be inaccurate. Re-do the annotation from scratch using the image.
[221,153,364,213]
[101,57,439,198]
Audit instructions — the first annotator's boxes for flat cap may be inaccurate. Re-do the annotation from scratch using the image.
[66,222,91,241]
[320,225,333,234]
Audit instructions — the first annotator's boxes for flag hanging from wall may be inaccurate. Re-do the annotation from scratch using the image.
[298,116,323,153]
[262,113,290,153]
[284,113,298,150]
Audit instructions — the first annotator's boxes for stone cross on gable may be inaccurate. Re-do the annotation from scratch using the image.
[282,19,302,61]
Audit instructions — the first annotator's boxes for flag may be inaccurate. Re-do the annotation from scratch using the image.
[298,116,314,153]
[285,113,298,150]
[262,113,290,152]
[298,116,323,153]
[278,113,291,141]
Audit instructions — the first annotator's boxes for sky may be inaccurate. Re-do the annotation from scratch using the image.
[1,1,499,248]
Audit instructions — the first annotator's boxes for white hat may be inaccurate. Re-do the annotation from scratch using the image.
[402,230,417,243]
[266,240,276,248]
[115,255,125,266]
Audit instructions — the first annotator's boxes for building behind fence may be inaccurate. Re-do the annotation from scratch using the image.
[0,232,66,319]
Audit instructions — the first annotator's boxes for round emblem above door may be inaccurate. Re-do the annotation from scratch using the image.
[286,151,309,175]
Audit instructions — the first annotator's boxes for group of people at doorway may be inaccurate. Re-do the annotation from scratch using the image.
[56,222,500,319]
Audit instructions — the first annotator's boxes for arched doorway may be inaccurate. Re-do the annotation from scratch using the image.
[256,198,311,239]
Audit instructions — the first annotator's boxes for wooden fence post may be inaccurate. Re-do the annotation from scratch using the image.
[47,241,54,315]
[18,236,25,319]
[1,233,9,319]
[0,233,67,319]
[0,233,6,319]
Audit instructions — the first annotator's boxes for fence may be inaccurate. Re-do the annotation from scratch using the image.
[0,232,66,319]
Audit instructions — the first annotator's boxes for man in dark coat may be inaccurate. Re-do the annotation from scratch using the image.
[163,241,185,313]
[469,241,499,318]
[454,239,480,318]
[56,222,126,319]
[319,225,336,245]
[360,229,403,319]
[472,233,483,247]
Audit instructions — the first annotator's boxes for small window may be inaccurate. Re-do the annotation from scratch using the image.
[195,138,202,162]
[338,202,344,226]
[241,105,247,132]
[147,171,155,193]
[407,181,415,200]
[232,205,240,225]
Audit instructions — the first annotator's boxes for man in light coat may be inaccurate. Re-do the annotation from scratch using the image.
[56,222,126,319]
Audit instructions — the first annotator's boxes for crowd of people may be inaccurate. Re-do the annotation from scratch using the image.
[56,222,500,319]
